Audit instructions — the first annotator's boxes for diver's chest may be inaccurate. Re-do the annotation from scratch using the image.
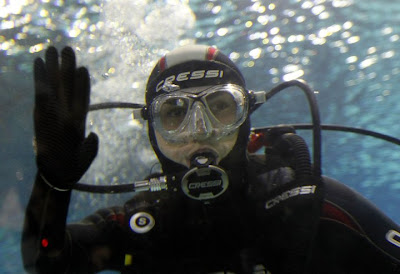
[124,198,260,250]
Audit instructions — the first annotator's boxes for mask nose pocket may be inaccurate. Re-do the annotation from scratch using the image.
[189,101,213,140]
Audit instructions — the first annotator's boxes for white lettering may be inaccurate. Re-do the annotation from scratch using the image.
[188,180,222,190]
[165,75,176,84]
[265,185,317,210]
[190,70,205,80]
[291,187,300,196]
[205,70,220,78]
[137,217,147,226]
[156,80,164,92]
[155,70,224,93]
[386,230,400,248]
[300,185,317,194]
[177,71,190,81]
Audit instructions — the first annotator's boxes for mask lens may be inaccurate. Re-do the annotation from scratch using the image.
[160,98,189,131]
[206,90,242,125]
[151,84,248,143]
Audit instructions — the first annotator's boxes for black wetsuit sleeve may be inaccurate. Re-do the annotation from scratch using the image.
[22,174,74,273]
[321,177,400,272]
[21,174,126,273]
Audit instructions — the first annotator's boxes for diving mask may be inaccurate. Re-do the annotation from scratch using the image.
[149,84,249,143]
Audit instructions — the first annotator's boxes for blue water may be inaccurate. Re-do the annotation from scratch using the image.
[2,0,400,272]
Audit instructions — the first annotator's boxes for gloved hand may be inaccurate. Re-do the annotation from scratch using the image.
[34,46,98,190]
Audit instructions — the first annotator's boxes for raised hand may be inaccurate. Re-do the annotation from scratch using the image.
[33,46,98,190]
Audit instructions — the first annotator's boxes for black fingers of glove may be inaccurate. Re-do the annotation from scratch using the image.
[34,46,98,189]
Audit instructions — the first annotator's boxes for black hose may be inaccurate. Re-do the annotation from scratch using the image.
[74,182,136,193]
[282,133,312,179]
[293,124,400,146]
[89,102,145,111]
[265,80,322,177]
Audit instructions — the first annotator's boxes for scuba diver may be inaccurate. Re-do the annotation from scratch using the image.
[22,45,400,274]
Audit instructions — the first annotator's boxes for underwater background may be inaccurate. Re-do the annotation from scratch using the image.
[2,0,400,272]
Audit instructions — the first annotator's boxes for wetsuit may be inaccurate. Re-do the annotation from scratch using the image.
[22,154,400,274]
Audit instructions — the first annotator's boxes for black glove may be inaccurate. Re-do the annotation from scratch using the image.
[34,46,98,190]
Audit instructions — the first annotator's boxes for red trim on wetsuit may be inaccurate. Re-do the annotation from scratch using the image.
[322,201,362,233]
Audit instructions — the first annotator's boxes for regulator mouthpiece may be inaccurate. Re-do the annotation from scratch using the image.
[181,152,229,201]
[190,151,217,168]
